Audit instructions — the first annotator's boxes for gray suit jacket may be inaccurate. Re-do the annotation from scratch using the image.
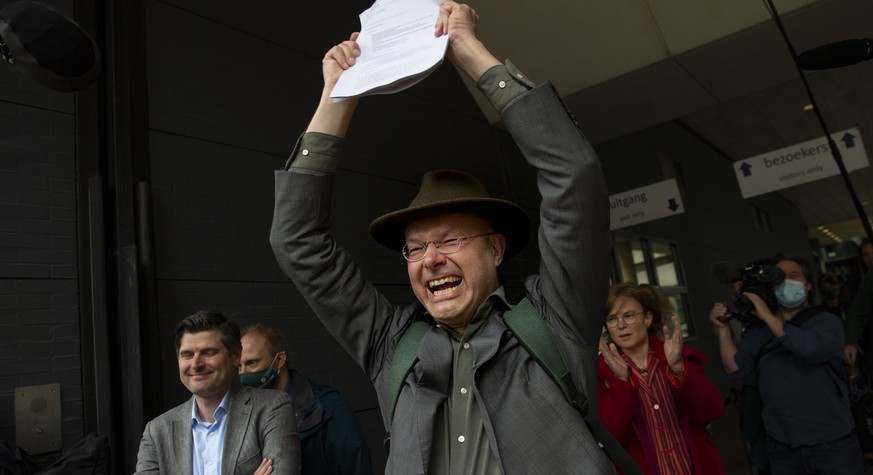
[134,384,301,474]
[271,81,613,473]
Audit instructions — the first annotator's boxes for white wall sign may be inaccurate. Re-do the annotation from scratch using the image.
[609,178,684,230]
[734,127,869,198]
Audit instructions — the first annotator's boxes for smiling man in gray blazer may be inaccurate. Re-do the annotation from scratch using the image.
[135,310,301,475]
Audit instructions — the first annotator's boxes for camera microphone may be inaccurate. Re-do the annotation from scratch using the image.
[710,261,742,284]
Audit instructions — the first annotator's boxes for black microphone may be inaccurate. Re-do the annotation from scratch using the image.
[0,1,100,92]
[709,261,742,284]
[797,38,873,70]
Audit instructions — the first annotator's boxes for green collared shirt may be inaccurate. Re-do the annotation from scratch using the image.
[428,289,511,475]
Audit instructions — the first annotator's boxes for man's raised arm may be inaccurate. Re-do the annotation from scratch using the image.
[306,33,360,137]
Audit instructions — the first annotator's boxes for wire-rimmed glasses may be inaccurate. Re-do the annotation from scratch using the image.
[402,232,496,262]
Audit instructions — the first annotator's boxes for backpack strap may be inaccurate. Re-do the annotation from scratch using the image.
[504,298,642,475]
[752,306,849,397]
[384,320,429,445]
[754,306,828,366]
[789,307,849,396]
[503,298,573,400]
[788,306,825,327]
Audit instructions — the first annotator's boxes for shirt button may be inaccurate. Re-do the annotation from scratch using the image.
[463,342,470,349]
[302,149,309,156]
[460,387,468,395]
[516,73,524,79]
[207,461,213,466]
[498,80,506,89]
[653,404,660,410]
[458,435,465,443]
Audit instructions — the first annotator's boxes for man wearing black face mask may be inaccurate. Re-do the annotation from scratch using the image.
[239,324,373,475]
[710,256,864,475]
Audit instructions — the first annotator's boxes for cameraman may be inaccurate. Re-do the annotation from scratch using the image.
[710,255,864,475]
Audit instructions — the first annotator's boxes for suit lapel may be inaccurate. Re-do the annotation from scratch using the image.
[173,398,194,475]
[414,327,452,471]
[222,385,252,475]
[473,313,505,366]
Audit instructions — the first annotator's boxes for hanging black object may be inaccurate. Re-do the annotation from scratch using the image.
[797,38,873,70]
[0,0,100,92]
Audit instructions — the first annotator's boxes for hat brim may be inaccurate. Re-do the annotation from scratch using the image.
[369,198,531,260]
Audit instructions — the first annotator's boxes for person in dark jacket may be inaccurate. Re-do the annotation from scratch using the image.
[712,255,864,475]
[240,324,373,475]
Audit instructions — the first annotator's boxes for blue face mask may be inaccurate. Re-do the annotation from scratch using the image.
[775,279,807,308]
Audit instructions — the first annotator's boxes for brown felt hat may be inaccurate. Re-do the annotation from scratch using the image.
[369,170,531,259]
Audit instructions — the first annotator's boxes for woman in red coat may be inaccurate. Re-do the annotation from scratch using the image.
[598,283,725,475]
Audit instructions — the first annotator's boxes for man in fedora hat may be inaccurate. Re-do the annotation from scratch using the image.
[270,1,615,473]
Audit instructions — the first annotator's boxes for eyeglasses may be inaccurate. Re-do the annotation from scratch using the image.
[402,232,496,262]
[605,311,645,328]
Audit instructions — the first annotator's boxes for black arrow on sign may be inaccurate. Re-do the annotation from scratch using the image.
[841,132,857,149]
[739,162,753,177]
[668,198,680,212]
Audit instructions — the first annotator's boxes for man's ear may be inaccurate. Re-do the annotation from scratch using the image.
[276,351,288,370]
[491,234,506,266]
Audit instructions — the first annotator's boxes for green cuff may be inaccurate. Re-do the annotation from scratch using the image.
[476,59,535,113]
[283,132,343,175]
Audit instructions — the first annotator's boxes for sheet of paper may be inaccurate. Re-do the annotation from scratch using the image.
[330,0,448,100]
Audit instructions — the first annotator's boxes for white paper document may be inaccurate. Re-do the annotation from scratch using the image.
[330,0,448,100]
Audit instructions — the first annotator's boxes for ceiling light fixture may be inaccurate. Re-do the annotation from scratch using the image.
[818,226,844,243]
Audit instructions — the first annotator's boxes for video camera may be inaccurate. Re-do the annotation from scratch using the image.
[711,259,785,326]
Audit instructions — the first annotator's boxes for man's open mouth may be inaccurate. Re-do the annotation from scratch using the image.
[428,276,461,296]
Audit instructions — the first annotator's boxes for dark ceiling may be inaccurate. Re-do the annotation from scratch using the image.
[466,0,872,246]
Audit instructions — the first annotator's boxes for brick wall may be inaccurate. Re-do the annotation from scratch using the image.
[0,84,82,451]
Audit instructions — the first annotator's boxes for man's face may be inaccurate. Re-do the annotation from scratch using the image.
[862,243,873,269]
[405,213,505,334]
[178,330,238,400]
[239,333,277,376]
[775,259,811,302]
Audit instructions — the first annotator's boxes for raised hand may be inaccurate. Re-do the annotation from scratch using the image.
[322,32,360,88]
[308,33,361,136]
[599,336,629,382]
[846,344,858,366]
[663,315,684,375]
[434,1,498,82]
[434,0,479,40]
[709,301,730,330]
